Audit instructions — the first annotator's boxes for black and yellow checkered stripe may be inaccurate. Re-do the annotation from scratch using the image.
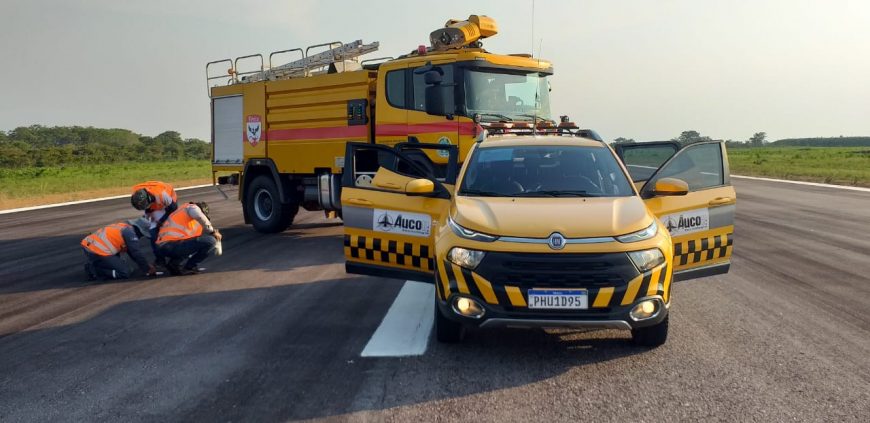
[436,260,672,306]
[344,234,434,272]
[673,232,733,268]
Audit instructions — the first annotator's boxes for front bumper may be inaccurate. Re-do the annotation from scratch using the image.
[435,251,672,330]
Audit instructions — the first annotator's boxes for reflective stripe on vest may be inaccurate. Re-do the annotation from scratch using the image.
[81,223,127,256]
[156,204,203,245]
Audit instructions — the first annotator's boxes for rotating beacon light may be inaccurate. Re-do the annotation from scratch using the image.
[430,15,498,51]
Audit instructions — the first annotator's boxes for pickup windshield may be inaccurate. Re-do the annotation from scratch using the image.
[464,69,551,123]
[459,145,634,198]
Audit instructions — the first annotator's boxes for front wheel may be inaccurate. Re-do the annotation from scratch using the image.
[630,316,668,347]
[435,299,465,343]
[246,175,297,233]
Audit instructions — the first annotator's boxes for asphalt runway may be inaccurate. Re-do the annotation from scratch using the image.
[1,179,868,422]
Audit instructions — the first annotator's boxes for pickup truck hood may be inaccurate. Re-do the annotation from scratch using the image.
[451,196,653,239]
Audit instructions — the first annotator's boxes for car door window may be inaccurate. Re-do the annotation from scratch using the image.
[351,146,431,189]
[619,143,679,182]
[654,143,724,190]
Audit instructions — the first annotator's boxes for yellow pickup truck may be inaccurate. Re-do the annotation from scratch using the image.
[341,135,735,347]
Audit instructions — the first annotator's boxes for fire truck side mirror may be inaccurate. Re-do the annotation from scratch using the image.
[424,85,452,117]
[423,69,442,85]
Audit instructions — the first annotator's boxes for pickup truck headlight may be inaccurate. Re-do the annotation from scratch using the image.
[448,217,498,242]
[627,248,665,272]
[448,247,486,269]
[616,221,658,243]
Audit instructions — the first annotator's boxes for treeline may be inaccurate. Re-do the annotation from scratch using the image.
[0,126,210,168]
[612,131,870,148]
[771,136,870,147]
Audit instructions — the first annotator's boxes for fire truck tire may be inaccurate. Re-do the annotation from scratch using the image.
[247,175,296,233]
[630,316,668,347]
[435,299,465,343]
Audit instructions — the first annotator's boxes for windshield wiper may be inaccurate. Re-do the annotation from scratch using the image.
[476,113,513,122]
[514,190,599,197]
[459,189,507,197]
[516,114,555,123]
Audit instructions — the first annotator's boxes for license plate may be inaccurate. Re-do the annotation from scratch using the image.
[527,289,588,310]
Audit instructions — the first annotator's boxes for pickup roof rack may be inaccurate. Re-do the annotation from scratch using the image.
[479,116,604,142]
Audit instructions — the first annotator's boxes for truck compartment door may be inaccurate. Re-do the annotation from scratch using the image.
[341,142,456,282]
[212,95,244,165]
[637,142,736,281]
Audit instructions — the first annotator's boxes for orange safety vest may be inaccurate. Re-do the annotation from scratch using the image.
[132,181,177,211]
[81,223,128,256]
[156,204,203,245]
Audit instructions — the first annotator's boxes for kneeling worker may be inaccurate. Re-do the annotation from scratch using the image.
[81,218,156,280]
[156,202,222,275]
[131,180,178,263]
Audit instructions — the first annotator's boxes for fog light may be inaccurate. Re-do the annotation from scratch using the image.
[630,299,659,321]
[452,296,485,318]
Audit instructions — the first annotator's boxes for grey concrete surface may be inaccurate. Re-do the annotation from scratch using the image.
[0,180,868,422]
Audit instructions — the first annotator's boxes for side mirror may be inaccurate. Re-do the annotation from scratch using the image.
[405,178,435,195]
[424,85,453,117]
[423,70,442,85]
[651,178,689,196]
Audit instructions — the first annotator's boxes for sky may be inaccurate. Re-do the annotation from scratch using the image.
[1,0,868,142]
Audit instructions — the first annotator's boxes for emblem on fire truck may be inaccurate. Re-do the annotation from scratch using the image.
[246,115,262,146]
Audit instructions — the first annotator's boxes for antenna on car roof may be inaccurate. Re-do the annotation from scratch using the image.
[533,38,543,136]
[532,0,538,136]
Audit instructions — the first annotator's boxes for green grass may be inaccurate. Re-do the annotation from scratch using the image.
[0,160,212,207]
[728,147,870,187]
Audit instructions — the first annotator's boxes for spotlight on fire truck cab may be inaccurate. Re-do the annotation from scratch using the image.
[430,15,498,51]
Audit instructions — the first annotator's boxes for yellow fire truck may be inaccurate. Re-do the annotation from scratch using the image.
[208,15,574,232]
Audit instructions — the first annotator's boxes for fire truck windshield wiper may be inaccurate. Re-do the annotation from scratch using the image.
[477,113,513,122]
[516,114,554,123]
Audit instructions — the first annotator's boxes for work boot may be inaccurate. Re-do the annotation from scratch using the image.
[165,261,183,276]
[180,266,202,276]
[84,262,97,281]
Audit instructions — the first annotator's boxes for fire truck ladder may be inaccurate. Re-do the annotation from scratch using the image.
[207,40,379,93]
[250,40,379,82]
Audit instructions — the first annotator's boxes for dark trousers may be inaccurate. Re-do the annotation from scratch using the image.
[83,248,131,280]
[149,202,178,262]
[158,235,217,270]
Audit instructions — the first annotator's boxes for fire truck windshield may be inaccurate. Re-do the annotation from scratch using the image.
[463,69,551,123]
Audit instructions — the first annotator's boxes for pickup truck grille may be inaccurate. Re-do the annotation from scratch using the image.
[474,252,638,289]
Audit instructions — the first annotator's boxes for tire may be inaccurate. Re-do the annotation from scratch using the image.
[630,316,669,347]
[246,175,298,233]
[435,299,465,343]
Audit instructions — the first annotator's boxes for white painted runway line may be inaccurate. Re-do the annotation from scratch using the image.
[0,184,215,215]
[361,280,433,357]
[731,175,870,192]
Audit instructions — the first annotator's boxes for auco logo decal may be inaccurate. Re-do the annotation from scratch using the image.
[373,209,431,237]
[662,208,710,236]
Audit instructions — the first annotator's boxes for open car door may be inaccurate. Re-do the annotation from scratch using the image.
[618,141,736,281]
[341,142,458,282]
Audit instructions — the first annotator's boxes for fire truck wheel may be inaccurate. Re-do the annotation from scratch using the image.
[630,316,669,347]
[247,175,296,233]
[435,299,465,343]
